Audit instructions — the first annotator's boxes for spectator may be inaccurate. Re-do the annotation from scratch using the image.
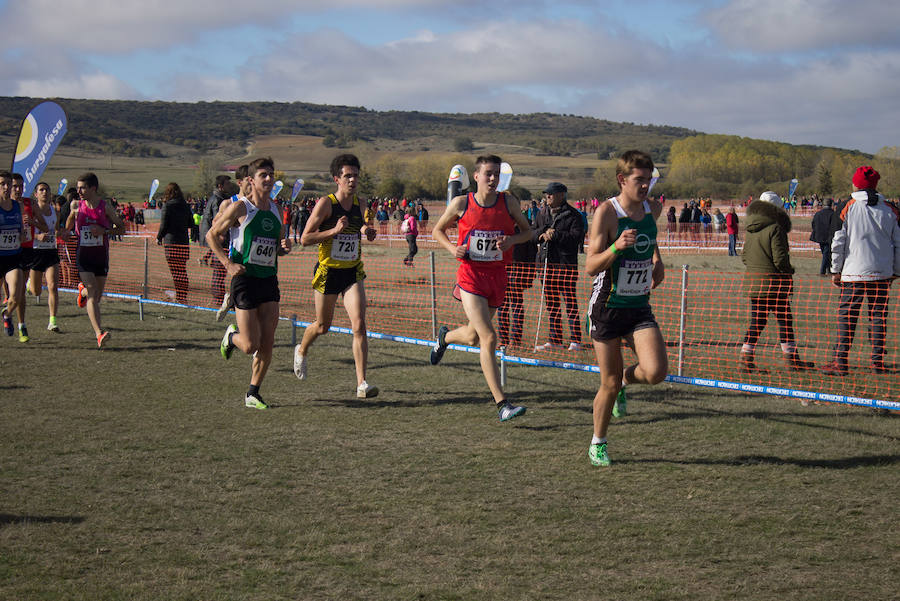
[739,191,814,372]
[666,205,677,240]
[156,182,192,304]
[726,206,739,256]
[700,209,712,244]
[809,198,835,276]
[417,201,429,225]
[712,208,726,233]
[200,175,231,264]
[678,202,691,238]
[821,166,900,376]
[401,206,419,266]
[498,202,537,348]
[533,182,586,351]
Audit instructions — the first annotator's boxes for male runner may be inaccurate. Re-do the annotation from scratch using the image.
[208,157,291,410]
[293,154,379,399]
[0,171,29,342]
[585,150,667,466]
[65,172,125,348]
[213,164,250,321]
[430,155,534,421]
[24,182,62,331]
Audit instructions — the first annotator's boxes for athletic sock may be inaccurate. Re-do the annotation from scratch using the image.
[248,384,260,398]
[49,316,57,325]
[18,322,26,331]
[591,436,607,445]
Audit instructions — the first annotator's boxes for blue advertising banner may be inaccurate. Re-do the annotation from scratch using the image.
[12,101,68,198]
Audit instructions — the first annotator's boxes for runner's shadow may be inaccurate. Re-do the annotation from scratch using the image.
[619,454,900,469]
[0,514,85,528]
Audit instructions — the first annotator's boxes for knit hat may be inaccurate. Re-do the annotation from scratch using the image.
[852,166,880,190]
[759,191,781,205]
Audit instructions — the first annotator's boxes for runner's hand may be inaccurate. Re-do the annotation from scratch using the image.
[615,228,637,249]
[226,262,246,277]
[454,245,467,259]
[332,216,348,235]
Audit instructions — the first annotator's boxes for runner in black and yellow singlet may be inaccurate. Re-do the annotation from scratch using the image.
[584,150,669,467]
[311,192,367,294]
[293,154,380,399]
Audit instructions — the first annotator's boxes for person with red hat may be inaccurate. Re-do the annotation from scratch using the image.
[820,166,900,376]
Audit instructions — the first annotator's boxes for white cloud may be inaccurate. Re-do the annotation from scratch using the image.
[15,73,141,100]
[706,0,900,53]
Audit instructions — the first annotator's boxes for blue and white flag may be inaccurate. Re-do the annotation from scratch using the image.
[12,101,68,197]
[290,179,304,202]
[57,178,68,196]
[788,178,799,199]
[270,180,284,200]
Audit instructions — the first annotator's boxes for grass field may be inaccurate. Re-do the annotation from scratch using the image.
[1,298,898,600]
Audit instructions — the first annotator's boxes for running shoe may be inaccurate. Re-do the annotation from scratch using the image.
[497,401,526,422]
[819,361,848,377]
[293,344,307,379]
[356,381,379,398]
[97,331,111,348]
[430,325,449,365]
[2,310,12,336]
[588,442,610,467]
[47,319,60,332]
[220,324,237,359]
[245,394,268,410]
[215,292,233,322]
[534,342,565,351]
[568,342,589,351]
[612,387,627,418]
[76,282,87,308]
[18,324,29,343]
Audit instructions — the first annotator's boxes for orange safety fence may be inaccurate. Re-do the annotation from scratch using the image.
[76,236,899,411]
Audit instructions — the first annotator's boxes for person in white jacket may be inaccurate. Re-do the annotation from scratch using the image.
[821,166,900,376]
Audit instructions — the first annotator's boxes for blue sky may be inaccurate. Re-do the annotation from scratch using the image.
[1,0,898,154]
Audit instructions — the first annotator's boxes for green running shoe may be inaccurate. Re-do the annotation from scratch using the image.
[498,401,526,422]
[612,387,627,418]
[18,324,29,343]
[220,324,237,359]
[245,394,268,410]
[588,442,610,467]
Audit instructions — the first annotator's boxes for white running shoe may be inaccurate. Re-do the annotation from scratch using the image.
[534,342,565,351]
[293,344,307,380]
[568,342,589,351]
[216,292,233,322]
[356,381,379,398]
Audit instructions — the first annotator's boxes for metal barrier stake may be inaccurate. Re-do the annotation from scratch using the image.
[138,295,144,321]
[499,345,507,389]
[291,313,297,347]
[678,264,688,377]
[429,251,437,340]
[142,238,149,299]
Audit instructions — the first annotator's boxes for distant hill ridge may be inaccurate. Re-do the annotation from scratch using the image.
[0,96,697,160]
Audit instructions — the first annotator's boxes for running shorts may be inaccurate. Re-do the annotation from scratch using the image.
[231,274,280,310]
[311,262,365,295]
[453,262,507,308]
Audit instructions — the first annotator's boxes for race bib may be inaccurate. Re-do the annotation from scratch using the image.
[0,230,20,251]
[80,228,103,247]
[616,259,653,296]
[331,233,359,262]
[468,230,503,262]
[33,234,57,250]
[249,236,276,267]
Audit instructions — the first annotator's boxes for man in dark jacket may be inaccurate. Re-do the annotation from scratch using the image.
[200,175,231,263]
[498,200,537,348]
[809,198,835,275]
[533,182,586,351]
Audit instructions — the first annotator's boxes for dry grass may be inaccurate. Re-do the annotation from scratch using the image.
[1,298,897,600]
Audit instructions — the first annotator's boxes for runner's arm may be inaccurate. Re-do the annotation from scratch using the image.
[104,202,126,235]
[499,193,534,250]
[299,196,341,247]
[431,194,466,258]
[64,201,79,231]
[585,203,624,277]
[206,201,246,274]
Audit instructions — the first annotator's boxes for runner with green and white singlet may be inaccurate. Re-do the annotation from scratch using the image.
[206,157,292,410]
[584,150,668,467]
